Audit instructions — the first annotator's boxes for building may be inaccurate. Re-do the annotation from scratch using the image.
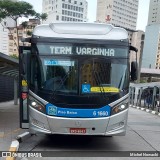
[0,21,9,55]
[96,0,139,30]
[42,0,88,23]
[8,19,40,56]
[130,30,144,63]
[130,30,145,81]
[141,24,160,69]
[0,0,17,55]
[147,0,160,25]
[0,18,16,55]
[142,0,160,70]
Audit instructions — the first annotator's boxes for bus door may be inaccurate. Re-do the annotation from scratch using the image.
[19,46,31,129]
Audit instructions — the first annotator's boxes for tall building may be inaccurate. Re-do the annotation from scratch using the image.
[0,0,17,55]
[42,0,88,23]
[142,0,160,69]
[141,24,160,69]
[0,22,9,55]
[147,0,160,25]
[96,0,139,30]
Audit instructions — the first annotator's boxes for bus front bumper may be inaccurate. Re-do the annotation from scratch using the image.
[29,106,128,136]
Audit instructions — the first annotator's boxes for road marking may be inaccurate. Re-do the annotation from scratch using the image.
[6,140,19,160]
[146,109,150,112]
[151,111,156,114]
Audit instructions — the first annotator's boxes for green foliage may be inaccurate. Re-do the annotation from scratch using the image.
[35,13,48,22]
[10,54,19,59]
[0,0,36,22]
[140,79,147,83]
[0,0,48,51]
[26,30,32,36]
[21,21,28,29]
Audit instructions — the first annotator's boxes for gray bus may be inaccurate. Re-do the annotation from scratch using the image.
[19,22,137,136]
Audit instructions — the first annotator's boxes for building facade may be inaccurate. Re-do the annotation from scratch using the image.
[96,0,139,30]
[42,0,88,23]
[0,22,9,55]
[147,0,160,25]
[0,0,17,55]
[142,0,160,70]
[0,18,16,55]
[130,30,145,81]
[8,19,40,56]
[142,24,160,69]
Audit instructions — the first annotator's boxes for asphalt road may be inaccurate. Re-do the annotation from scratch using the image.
[17,107,160,160]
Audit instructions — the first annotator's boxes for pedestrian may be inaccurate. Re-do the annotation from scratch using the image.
[155,95,160,112]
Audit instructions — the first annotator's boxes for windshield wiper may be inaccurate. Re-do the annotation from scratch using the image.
[51,69,73,97]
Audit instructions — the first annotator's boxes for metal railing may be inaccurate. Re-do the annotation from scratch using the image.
[129,82,160,112]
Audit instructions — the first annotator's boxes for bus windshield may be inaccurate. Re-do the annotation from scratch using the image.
[31,43,129,95]
[40,58,78,94]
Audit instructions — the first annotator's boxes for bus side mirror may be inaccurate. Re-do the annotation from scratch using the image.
[130,45,138,81]
[130,46,138,52]
[131,61,138,81]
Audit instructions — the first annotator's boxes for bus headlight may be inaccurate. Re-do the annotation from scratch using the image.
[111,103,128,115]
[29,100,46,113]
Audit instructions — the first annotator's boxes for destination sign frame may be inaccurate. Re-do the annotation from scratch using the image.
[36,43,128,57]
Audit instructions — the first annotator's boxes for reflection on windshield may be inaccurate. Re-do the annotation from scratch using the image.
[37,58,129,95]
[81,59,129,94]
[41,59,78,93]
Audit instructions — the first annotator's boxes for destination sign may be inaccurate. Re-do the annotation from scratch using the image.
[50,46,115,56]
[37,44,128,57]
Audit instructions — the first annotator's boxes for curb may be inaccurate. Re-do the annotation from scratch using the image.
[6,140,19,160]
[130,105,160,116]
[16,132,31,143]
[6,132,31,160]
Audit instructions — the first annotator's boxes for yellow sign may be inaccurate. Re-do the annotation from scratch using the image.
[22,80,28,87]
[91,87,119,93]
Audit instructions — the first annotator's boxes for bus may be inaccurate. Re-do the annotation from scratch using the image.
[19,22,138,136]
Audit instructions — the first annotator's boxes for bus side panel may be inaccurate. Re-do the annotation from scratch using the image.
[19,46,31,129]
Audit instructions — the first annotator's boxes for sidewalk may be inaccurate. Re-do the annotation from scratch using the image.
[0,101,28,151]
[130,104,160,116]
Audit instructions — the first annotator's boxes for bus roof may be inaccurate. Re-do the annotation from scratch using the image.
[32,22,128,40]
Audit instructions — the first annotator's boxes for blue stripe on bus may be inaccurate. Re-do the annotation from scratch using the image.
[46,104,111,118]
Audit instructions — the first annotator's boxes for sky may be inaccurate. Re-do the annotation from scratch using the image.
[22,0,150,31]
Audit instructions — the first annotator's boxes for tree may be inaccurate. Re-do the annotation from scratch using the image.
[21,21,28,30]
[0,0,48,56]
[35,13,48,23]
[26,30,32,36]
[0,0,36,48]
[10,54,18,59]
[0,0,36,25]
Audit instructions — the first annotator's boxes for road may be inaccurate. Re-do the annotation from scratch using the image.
[17,107,160,160]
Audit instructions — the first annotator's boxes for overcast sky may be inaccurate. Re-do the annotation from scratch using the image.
[22,0,150,31]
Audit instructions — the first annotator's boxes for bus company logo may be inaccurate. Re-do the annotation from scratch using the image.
[75,121,81,127]
[48,106,57,116]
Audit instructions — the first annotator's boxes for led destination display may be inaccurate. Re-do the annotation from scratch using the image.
[37,44,128,57]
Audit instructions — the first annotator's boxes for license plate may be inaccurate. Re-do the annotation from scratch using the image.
[70,128,86,134]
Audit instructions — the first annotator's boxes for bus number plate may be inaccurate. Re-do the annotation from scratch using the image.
[70,128,86,134]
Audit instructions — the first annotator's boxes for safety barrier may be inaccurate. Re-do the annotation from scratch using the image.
[129,82,160,112]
